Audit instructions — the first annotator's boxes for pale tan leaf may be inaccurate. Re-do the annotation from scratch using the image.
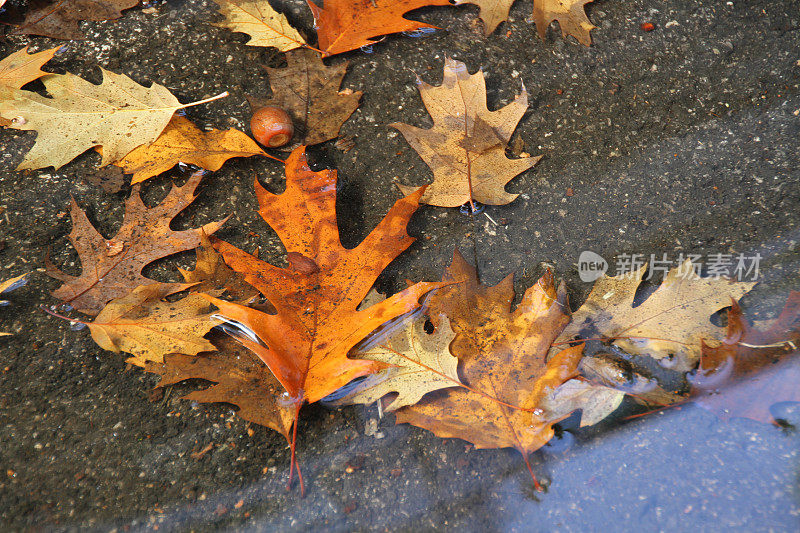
[212,0,307,51]
[552,260,756,370]
[532,0,596,46]
[541,378,625,427]
[454,0,514,35]
[392,58,540,207]
[0,70,183,170]
[330,313,461,411]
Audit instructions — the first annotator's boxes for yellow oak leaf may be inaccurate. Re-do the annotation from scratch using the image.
[114,115,267,184]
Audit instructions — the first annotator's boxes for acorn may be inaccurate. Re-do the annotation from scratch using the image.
[250,106,294,148]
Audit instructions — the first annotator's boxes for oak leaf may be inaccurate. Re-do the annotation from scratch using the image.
[204,146,446,405]
[329,310,461,412]
[540,375,625,427]
[247,48,361,146]
[550,260,755,371]
[178,232,258,301]
[46,171,225,315]
[0,46,61,90]
[395,251,579,466]
[145,334,295,440]
[308,0,452,57]
[454,0,514,35]
[531,0,595,46]
[112,115,268,184]
[392,58,540,207]
[689,294,800,423]
[0,69,221,170]
[212,0,307,52]
[86,283,222,367]
[0,46,61,128]
[11,0,139,40]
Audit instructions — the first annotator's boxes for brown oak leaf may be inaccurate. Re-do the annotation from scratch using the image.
[308,0,452,57]
[690,293,800,423]
[395,251,580,472]
[11,0,140,40]
[178,232,258,301]
[392,58,540,207]
[247,48,362,146]
[112,115,268,184]
[145,334,295,441]
[46,171,226,315]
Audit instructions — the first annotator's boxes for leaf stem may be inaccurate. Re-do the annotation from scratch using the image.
[177,91,230,110]
[39,305,88,325]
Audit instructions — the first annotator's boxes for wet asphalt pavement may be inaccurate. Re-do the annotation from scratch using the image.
[1,0,800,530]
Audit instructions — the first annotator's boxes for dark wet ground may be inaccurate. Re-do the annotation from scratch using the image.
[1,0,800,530]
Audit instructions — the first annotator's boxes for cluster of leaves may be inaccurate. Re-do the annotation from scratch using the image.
[2,0,799,496]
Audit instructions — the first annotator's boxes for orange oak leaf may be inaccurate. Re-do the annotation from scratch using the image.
[247,48,362,146]
[145,334,295,441]
[395,250,580,478]
[205,146,446,405]
[11,0,139,40]
[112,115,269,184]
[689,293,800,423]
[307,0,452,57]
[393,58,540,207]
[46,171,226,315]
[531,0,595,46]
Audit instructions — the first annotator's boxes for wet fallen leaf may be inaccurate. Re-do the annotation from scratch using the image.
[86,283,222,367]
[308,0,452,57]
[550,260,755,371]
[392,58,540,207]
[329,310,462,412]
[212,0,307,52]
[145,334,295,440]
[247,48,362,146]
[690,293,800,423]
[46,171,225,315]
[112,115,268,184]
[540,373,625,427]
[395,251,579,471]
[0,69,226,170]
[11,0,139,40]
[0,46,62,128]
[178,232,258,301]
[531,0,596,46]
[206,146,445,405]
[454,0,514,35]
[0,46,61,89]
